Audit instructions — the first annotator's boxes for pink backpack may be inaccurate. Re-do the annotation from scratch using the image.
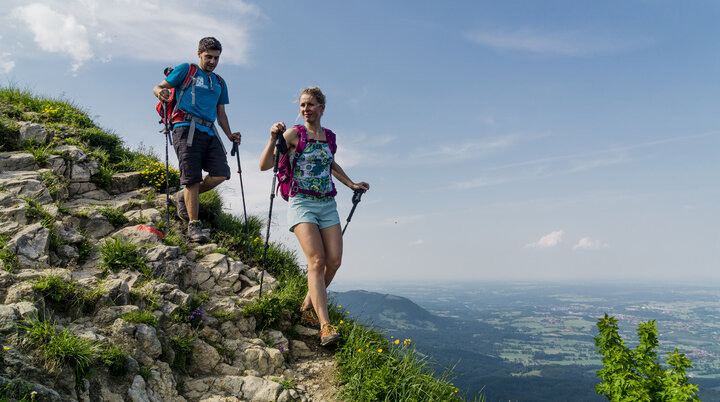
[276,125,337,201]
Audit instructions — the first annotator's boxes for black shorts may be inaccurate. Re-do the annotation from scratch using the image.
[172,125,230,185]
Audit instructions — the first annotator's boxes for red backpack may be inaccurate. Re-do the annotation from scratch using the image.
[156,64,224,129]
[276,125,337,201]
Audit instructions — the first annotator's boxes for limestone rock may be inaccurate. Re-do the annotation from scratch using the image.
[110,172,142,195]
[6,223,50,268]
[19,123,51,143]
[190,338,222,375]
[0,152,37,172]
[113,225,163,247]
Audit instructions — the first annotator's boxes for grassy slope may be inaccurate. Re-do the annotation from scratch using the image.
[0,86,471,401]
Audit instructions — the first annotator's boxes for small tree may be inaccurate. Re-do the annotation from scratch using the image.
[594,314,699,401]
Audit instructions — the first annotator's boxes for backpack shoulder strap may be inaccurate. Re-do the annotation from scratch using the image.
[324,128,337,154]
[214,72,224,88]
[181,64,198,90]
[294,125,308,157]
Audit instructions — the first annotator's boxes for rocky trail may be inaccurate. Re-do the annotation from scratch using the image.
[0,122,340,401]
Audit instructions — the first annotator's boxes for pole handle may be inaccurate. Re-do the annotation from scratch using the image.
[231,142,238,156]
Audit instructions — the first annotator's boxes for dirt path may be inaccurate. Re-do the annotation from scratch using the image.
[287,329,342,401]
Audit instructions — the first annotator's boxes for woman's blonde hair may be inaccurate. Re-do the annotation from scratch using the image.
[300,86,326,105]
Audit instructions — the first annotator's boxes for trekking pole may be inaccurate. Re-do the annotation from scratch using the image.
[259,133,288,297]
[230,142,252,263]
[342,189,365,236]
[161,102,173,235]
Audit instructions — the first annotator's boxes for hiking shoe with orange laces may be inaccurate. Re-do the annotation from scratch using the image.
[320,324,340,346]
[300,309,321,329]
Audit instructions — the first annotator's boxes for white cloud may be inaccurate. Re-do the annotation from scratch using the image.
[573,237,608,250]
[466,28,650,56]
[11,3,92,71]
[6,0,259,70]
[526,230,564,248]
[413,135,515,163]
[0,53,14,73]
[414,239,424,245]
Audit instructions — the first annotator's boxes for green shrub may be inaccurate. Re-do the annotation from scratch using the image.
[170,293,209,329]
[0,117,20,151]
[138,366,152,381]
[243,273,306,330]
[120,310,158,328]
[20,316,98,385]
[170,336,195,374]
[198,190,223,225]
[100,344,128,376]
[98,207,129,228]
[0,235,19,273]
[162,231,188,254]
[41,171,68,201]
[32,275,101,314]
[594,314,699,401]
[24,197,54,227]
[99,238,150,276]
[0,379,35,401]
[22,140,55,165]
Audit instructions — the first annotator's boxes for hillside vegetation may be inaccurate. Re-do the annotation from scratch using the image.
[0,86,469,401]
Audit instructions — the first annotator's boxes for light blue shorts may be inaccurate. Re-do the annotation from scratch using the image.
[287,196,340,232]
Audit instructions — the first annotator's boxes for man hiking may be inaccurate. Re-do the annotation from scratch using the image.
[153,37,242,242]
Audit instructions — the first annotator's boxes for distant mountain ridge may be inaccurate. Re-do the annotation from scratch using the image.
[330,290,440,331]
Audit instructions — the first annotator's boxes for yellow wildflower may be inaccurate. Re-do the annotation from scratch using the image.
[394,339,399,344]
[377,349,382,353]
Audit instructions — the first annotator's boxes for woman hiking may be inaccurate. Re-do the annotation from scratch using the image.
[260,87,370,346]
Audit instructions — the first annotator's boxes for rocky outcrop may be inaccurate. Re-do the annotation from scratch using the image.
[0,121,327,401]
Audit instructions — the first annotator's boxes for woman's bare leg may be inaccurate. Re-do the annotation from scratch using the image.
[300,224,343,313]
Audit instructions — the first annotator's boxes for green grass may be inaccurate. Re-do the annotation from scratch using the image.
[100,344,128,376]
[334,318,465,401]
[170,335,195,374]
[32,275,103,314]
[98,207,129,227]
[99,238,151,277]
[20,316,98,386]
[120,310,158,328]
[0,235,19,273]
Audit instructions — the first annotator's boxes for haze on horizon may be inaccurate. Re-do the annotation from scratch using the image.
[1,0,718,285]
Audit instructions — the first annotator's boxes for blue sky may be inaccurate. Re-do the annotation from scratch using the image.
[2,0,719,285]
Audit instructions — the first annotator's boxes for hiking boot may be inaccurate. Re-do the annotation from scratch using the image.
[319,324,340,346]
[172,190,189,222]
[300,309,321,329]
[187,220,210,243]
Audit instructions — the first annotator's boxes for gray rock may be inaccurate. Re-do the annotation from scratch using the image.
[0,305,18,332]
[290,340,314,360]
[19,123,51,143]
[0,152,37,172]
[82,216,115,238]
[0,171,52,204]
[53,222,86,244]
[128,375,150,402]
[241,375,284,401]
[95,305,139,325]
[261,330,289,353]
[109,172,142,195]
[190,338,222,375]
[46,154,68,177]
[146,361,185,402]
[6,223,50,267]
[124,208,163,224]
[4,282,36,304]
[68,181,99,196]
[134,324,162,366]
[113,225,162,246]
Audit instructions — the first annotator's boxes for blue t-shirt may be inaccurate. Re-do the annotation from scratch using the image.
[166,63,229,135]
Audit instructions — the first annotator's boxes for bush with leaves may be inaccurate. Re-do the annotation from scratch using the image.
[594,313,699,401]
